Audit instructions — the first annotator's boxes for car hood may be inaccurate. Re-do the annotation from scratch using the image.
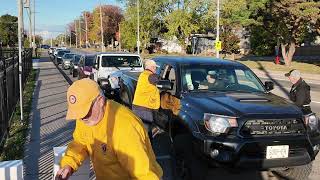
[180,92,302,120]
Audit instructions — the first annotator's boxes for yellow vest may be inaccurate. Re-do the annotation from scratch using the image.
[60,100,163,180]
[133,70,160,109]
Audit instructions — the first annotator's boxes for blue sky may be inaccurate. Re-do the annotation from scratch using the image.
[0,0,122,39]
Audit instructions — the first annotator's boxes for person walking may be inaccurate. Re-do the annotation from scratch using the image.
[285,69,312,114]
[55,78,162,180]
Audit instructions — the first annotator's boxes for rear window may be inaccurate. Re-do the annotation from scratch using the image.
[85,56,95,66]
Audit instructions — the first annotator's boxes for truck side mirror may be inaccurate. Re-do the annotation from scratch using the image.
[156,80,172,90]
[264,81,274,91]
[94,63,98,69]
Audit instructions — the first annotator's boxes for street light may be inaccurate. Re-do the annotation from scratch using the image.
[216,0,220,58]
[136,0,140,54]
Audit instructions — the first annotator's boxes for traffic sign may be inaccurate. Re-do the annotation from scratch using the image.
[215,40,222,51]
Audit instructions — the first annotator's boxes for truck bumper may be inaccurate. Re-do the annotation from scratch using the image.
[193,133,320,169]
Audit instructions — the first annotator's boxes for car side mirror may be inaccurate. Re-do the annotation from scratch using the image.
[94,63,98,69]
[156,80,172,90]
[265,81,274,91]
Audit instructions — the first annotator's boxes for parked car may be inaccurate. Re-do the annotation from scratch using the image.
[77,54,95,79]
[69,54,81,77]
[113,56,320,180]
[91,52,143,92]
[41,44,50,49]
[61,53,75,69]
[48,47,55,55]
[55,50,70,65]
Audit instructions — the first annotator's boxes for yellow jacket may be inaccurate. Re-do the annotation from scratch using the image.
[60,100,163,180]
[133,70,160,109]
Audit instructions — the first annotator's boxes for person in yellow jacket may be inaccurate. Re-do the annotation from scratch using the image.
[132,59,161,136]
[55,78,163,180]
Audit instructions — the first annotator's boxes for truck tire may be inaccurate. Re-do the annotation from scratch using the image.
[173,134,208,180]
[272,163,312,180]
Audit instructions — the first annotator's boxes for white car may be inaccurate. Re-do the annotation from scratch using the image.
[92,52,144,89]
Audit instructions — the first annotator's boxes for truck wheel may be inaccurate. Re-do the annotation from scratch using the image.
[173,134,208,180]
[272,163,312,180]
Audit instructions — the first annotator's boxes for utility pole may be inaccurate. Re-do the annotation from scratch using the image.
[100,4,105,52]
[84,12,88,48]
[119,23,121,51]
[79,19,82,48]
[24,0,32,47]
[75,20,78,48]
[50,35,53,47]
[137,0,140,54]
[17,0,24,121]
[32,0,36,48]
[216,0,220,58]
[64,29,67,46]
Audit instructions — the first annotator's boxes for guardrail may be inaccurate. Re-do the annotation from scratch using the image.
[0,48,32,145]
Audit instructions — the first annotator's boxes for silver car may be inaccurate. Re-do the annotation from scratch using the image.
[62,53,75,69]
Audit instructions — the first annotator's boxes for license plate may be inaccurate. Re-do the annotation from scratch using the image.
[266,145,289,159]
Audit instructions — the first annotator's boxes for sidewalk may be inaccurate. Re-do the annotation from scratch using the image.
[23,56,75,179]
[252,68,320,85]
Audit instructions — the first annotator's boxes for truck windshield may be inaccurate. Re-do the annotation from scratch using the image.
[180,64,265,93]
[101,56,142,68]
[63,53,75,59]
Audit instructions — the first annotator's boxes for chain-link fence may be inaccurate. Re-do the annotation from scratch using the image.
[0,48,32,144]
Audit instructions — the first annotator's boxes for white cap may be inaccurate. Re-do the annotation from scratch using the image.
[285,69,301,78]
[144,59,159,69]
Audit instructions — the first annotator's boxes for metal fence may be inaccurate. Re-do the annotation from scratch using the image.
[0,48,32,144]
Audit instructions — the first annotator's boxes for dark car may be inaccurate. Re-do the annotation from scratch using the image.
[77,54,95,79]
[115,56,320,180]
[69,54,81,77]
[55,50,70,65]
[61,53,75,70]
[41,44,50,49]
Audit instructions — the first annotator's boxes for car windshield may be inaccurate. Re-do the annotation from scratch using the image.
[101,56,142,68]
[85,56,95,66]
[180,64,265,93]
[63,53,74,59]
[74,55,81,63]
[57,50,70,56]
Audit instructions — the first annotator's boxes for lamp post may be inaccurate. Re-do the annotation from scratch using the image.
[100,3,105,52]
[17,0,24,121]
[137,0,140,55]
[216,0,220,58]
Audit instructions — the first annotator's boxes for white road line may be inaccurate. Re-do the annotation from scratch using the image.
[312,101,320,104]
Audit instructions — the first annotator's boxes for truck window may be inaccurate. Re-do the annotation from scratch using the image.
[101,56,141,67]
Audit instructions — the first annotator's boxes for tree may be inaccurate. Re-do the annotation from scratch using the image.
[90,5,123,46]
[0,14,18,47]
[256,0,320,66]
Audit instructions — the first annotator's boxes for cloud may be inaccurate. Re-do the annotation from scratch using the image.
[25,24,67,39]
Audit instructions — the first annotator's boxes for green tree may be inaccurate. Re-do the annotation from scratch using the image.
[254,0,320,66]
[0,14,18,47]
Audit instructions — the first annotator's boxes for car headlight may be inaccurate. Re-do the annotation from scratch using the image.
[74,65,78,69]
[304,113,319,131]
[204,113,238,134]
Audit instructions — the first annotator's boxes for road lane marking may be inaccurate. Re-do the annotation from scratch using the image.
[312,101,320,104]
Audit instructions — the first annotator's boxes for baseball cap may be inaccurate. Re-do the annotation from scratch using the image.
[285,69,301,78]
[145,59,160,68]
[66,78,101,120]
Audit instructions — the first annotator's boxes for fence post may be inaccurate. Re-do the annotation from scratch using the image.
[0,160,24,180]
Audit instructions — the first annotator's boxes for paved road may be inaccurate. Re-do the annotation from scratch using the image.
[58,51,319,180]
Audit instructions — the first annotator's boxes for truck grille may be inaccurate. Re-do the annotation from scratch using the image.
[240,119,305,137]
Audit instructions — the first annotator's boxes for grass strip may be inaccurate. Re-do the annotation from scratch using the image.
[0,69,37,160]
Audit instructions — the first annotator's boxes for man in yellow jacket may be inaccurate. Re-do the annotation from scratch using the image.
[132,59,161,136]
[55,78,163,180]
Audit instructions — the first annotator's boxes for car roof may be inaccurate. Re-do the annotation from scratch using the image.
[97,52,140,56]
[153,56,246,67]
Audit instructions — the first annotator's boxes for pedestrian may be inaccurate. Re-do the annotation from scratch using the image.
[285,69,312,114]
[55,78,163,180]
[132,59,161,137]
